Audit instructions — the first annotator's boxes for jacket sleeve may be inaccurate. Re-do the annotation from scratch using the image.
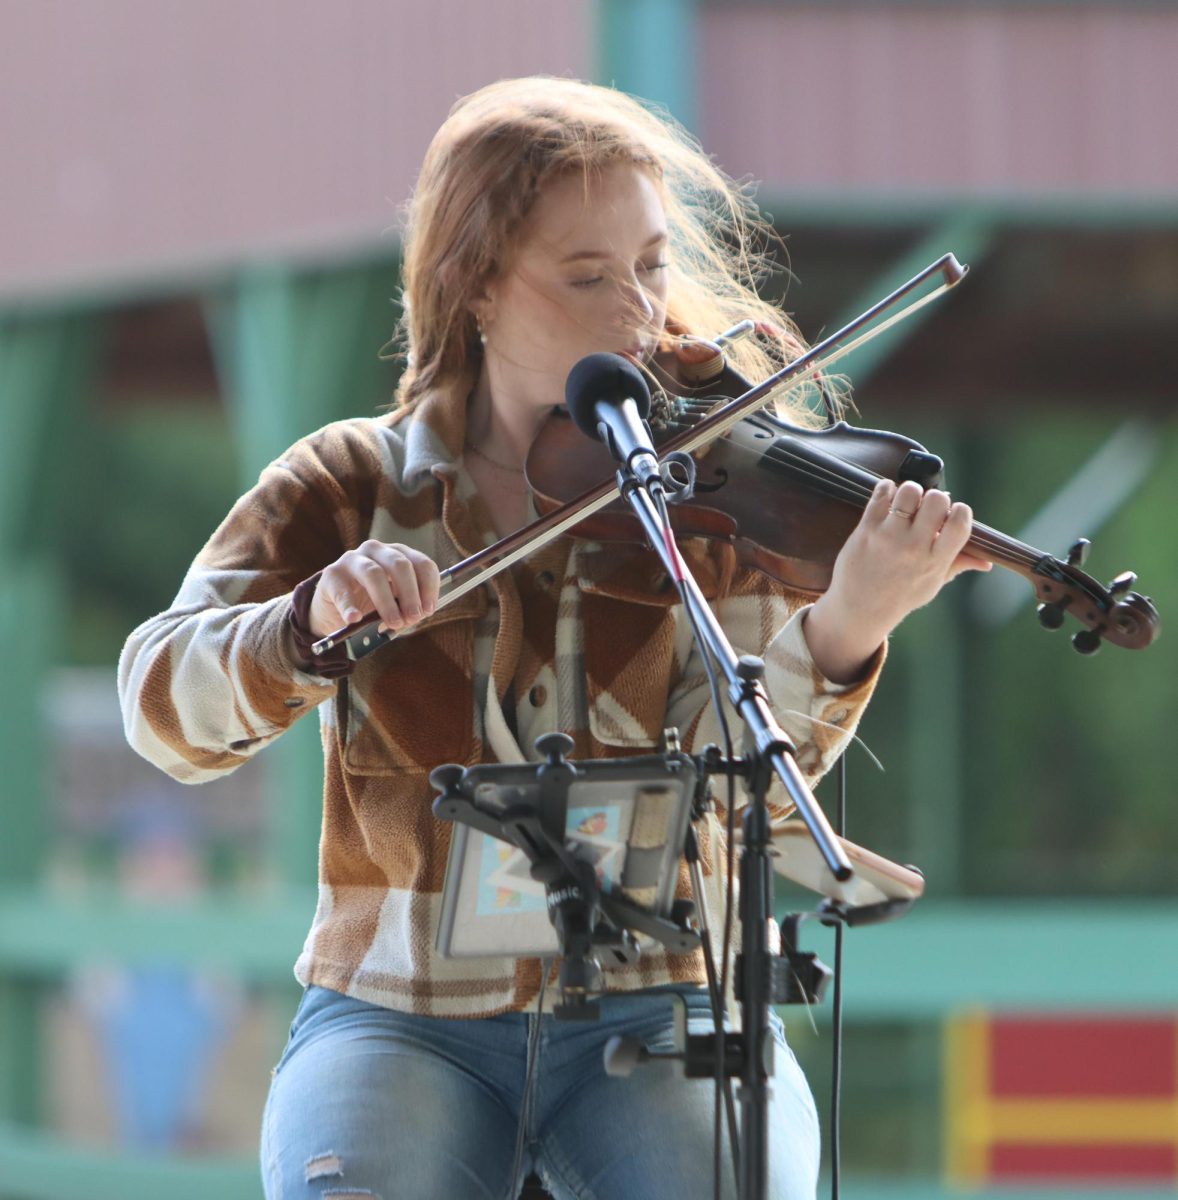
[665,571,884,819]
[117,427,366,784]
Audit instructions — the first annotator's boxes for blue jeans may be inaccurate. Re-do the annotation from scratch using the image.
[261,984,820,1200]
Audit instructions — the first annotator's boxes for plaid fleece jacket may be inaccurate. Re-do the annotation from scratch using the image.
[119,385,883,1017]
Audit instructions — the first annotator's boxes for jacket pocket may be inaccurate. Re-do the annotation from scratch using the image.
[341,590,485,776]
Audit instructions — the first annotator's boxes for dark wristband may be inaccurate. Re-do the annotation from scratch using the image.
[288,572,355,679]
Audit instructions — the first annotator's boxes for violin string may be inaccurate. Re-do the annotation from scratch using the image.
[672,410,1044,570]
[678,420,1047,567]
[677,406,1123,612]
[669,399,1048,567]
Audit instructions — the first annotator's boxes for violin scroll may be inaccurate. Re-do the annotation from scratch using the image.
[1029,539,1159,654]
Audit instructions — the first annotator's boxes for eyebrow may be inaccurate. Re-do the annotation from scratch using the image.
[558,232,668,265]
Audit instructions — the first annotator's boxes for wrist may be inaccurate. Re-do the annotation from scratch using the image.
[803,594,887,685]
[287,575,354,680]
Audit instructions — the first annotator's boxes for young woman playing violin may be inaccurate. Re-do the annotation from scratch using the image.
[119,77,989,1200]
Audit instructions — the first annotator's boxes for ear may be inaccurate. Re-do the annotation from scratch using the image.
[469,275,499,316]
[475,290,498,316]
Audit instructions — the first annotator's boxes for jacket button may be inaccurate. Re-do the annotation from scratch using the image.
[536,570,555,589]
[284,697,306,708]
[529,685,548,707]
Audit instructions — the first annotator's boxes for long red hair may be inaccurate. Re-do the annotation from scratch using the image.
[391,76,827,423]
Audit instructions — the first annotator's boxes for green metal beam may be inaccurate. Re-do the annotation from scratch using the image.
[896,423,967,895]
[814,229,990,886]
[713,0,1178,11]
[0,1123,260,1200]
[0,311,103,1127]
[203,263,399,887]
[2,1126,1175,1200]
[7,194,1175,316]
[596,0,700,131]
[824,215,995,387]
[774,899,1178,1021]
[765,190,1178,230]
[0,312,105,557]
[0,889,315,985]
[4,892,1177,1016]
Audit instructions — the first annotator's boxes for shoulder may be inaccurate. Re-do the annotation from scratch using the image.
[273,404,453,503]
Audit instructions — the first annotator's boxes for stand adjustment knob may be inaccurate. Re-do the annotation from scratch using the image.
[533,732,574,764]
[428,763,466,796]
[735,654,765,682]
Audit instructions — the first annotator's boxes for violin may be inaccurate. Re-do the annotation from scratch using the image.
[525,340,1160,655]
[313,255,1160,661]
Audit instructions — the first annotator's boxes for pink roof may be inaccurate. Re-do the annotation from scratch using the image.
[3,2,1175,302]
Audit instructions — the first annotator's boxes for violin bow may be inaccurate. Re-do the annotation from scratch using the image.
[313,254,968,660]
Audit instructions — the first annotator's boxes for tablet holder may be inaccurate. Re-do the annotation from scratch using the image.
[431,732,703,1020]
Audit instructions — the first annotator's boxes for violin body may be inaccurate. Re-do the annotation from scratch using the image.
[528,407,945,594]
[526,345,1161,654]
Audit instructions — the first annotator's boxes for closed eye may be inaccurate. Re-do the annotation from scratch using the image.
[570,261,669,289]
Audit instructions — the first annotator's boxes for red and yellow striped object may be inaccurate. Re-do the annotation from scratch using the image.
[945,1012,1178,1186]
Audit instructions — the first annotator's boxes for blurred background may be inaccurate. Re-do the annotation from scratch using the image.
[1,1,1174,1198]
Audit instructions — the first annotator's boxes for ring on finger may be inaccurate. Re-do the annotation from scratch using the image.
[888,506,917,519]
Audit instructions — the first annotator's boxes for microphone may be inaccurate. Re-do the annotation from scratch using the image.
[564,353,662,492]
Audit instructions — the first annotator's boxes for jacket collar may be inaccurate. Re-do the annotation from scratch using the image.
[398,378,471,491]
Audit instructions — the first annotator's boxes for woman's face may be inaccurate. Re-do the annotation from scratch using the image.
[478,161,670,407]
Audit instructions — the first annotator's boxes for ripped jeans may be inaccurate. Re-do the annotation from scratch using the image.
[260,984,820,1200]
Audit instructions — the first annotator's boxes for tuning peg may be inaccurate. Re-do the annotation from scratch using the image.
[1071,629,1102,655]
[1108,570,1137,597]
[1037,603,1066,631]
[1066,538,1091,568]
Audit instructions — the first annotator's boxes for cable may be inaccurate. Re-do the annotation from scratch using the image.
[817,345,846,1200]
[656,484,741,1198]
[510,958,552,1198]
[829,757,846,1200]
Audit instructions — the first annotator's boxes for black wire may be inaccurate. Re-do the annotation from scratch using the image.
[830,759,846,1200]
[816,367,845,1200]
[510,959,552,1197]
[655,484,740,1200]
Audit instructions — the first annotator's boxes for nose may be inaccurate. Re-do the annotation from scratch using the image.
[617,269,656,326]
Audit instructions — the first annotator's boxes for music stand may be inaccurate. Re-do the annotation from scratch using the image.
[431,733,701,1017]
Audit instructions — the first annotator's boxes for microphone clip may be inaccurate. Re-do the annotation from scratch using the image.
[658,449,697,503]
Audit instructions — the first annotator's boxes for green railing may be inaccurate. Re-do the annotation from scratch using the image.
[2,894,1175,1200]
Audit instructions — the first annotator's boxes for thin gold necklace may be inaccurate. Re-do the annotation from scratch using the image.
[464,440,525,475]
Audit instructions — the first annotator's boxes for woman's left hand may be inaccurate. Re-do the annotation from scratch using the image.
[802,478,992,683]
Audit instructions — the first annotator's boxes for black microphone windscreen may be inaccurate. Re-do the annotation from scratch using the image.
[564,353,652,438]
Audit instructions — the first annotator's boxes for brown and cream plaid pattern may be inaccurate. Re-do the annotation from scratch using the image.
[119,385,882,1017]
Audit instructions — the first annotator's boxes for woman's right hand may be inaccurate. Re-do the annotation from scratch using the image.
[308,541,441,638]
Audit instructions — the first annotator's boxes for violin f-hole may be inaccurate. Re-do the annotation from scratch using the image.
[693,467,729,495]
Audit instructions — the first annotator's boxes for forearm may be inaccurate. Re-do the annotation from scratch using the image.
[667,585,885,803]
[119,588,336,783]
[800,592,888,686]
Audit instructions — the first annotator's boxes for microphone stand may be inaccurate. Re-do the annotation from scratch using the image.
[613,464,854,1200]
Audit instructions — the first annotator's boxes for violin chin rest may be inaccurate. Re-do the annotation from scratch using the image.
[898,450,945,489]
